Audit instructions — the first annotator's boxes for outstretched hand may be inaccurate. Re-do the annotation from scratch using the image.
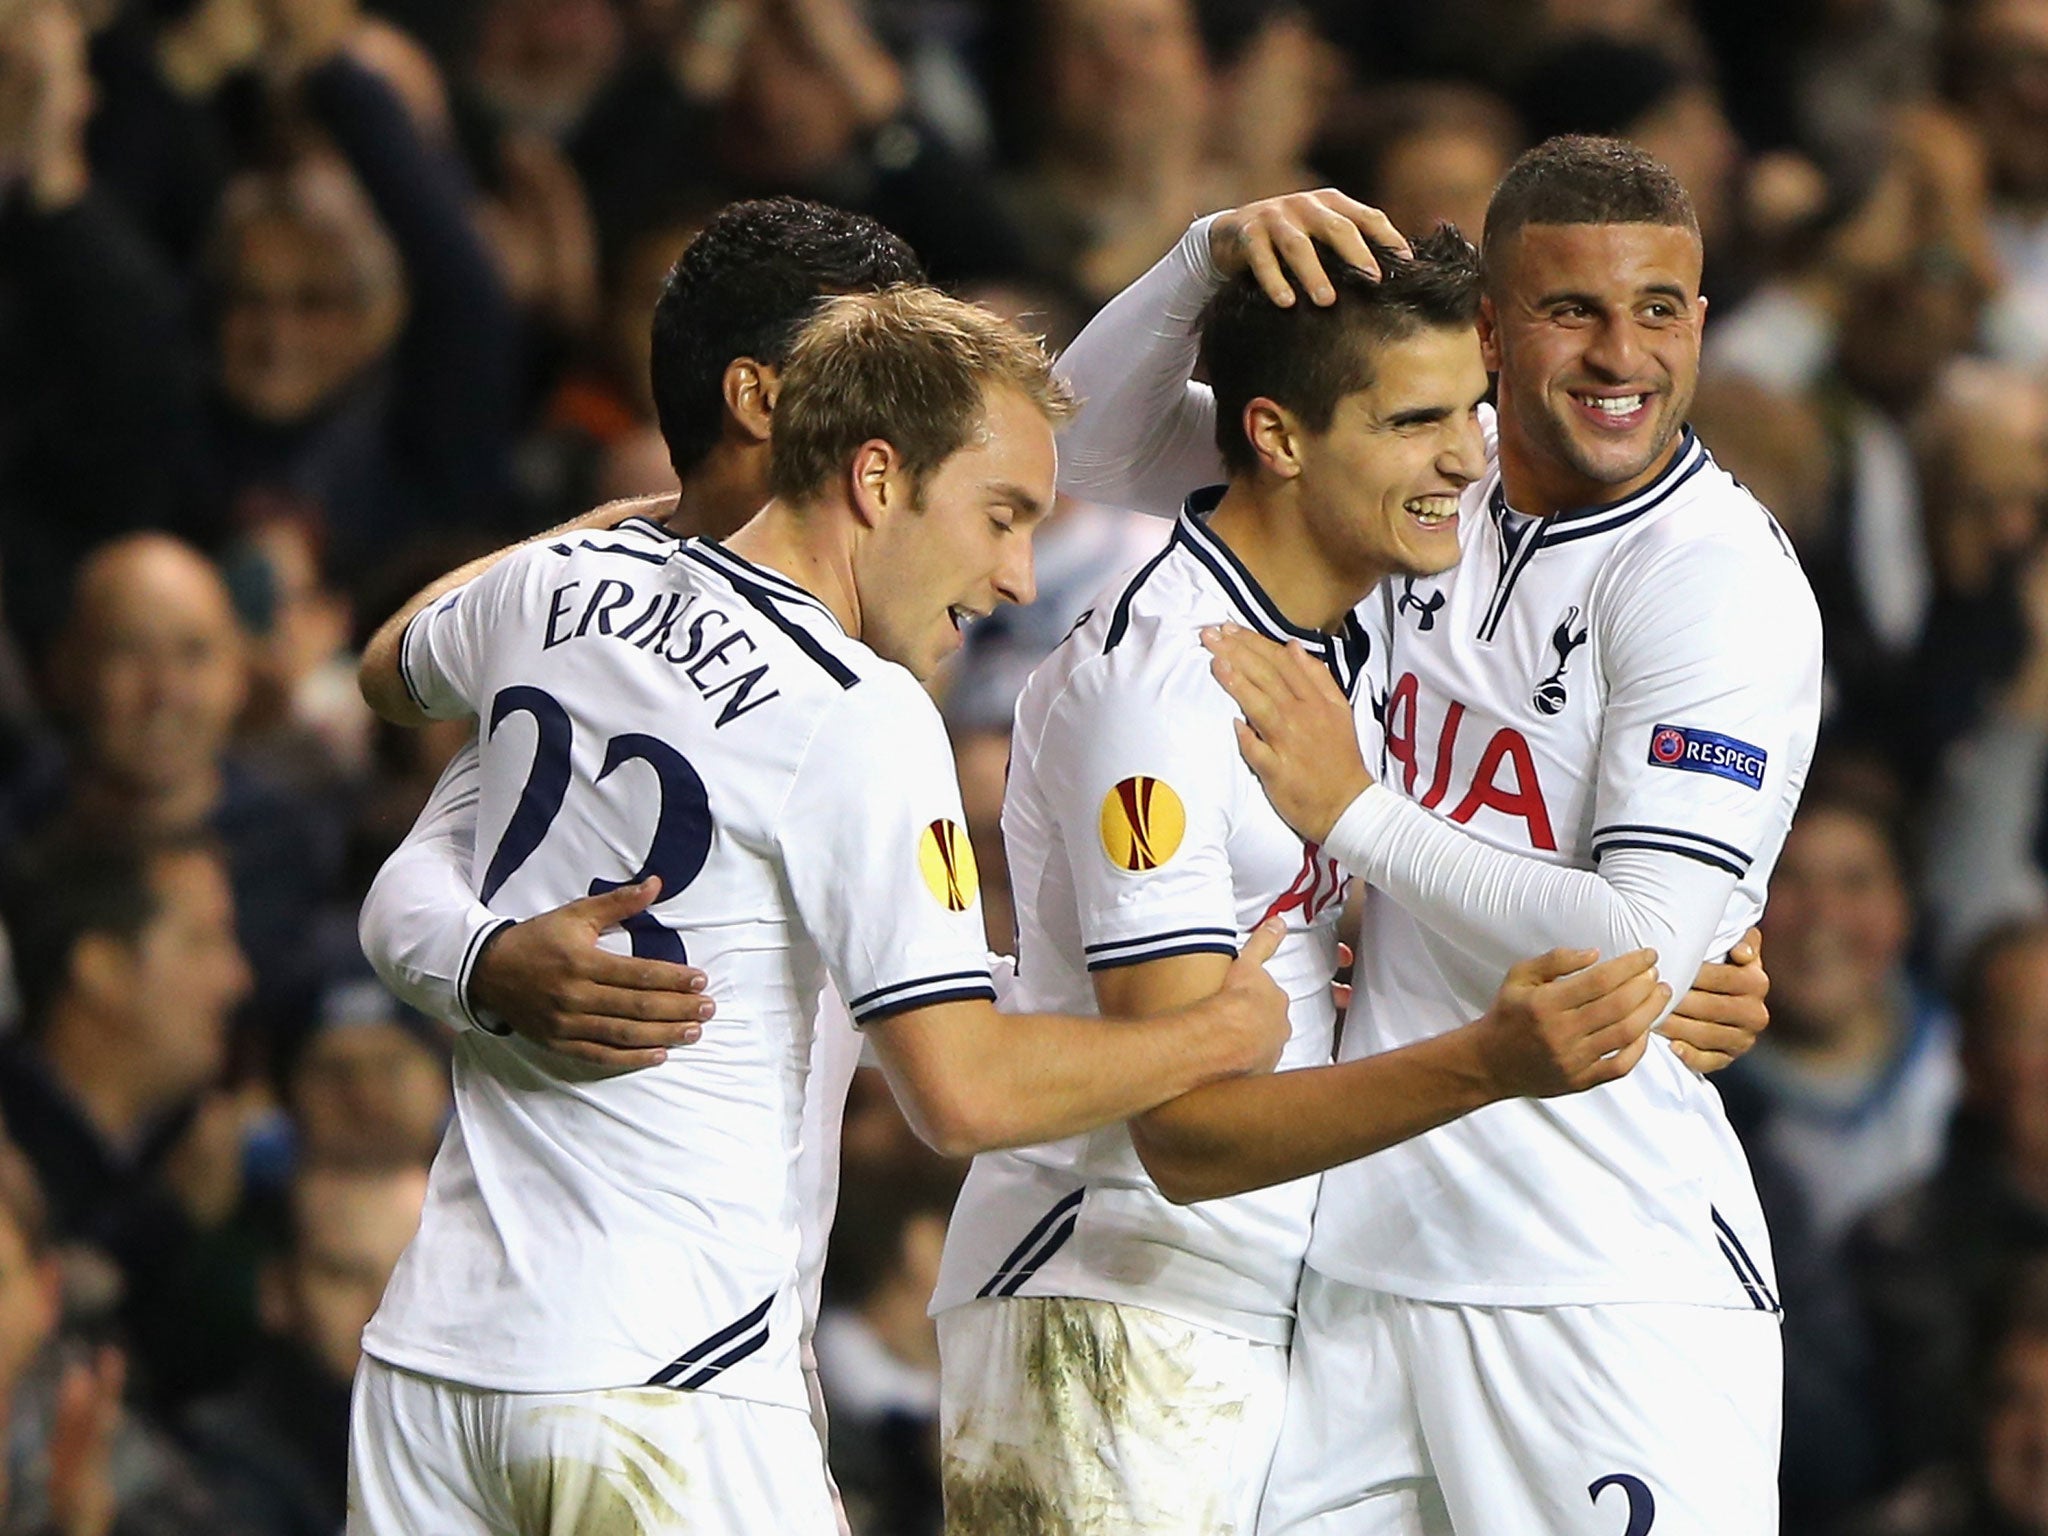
[1203,623,1371,844]
[1208,189,1413,307]
[469,878,715,1069]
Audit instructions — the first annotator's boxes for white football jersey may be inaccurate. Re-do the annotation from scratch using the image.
[1314,423,1822,1310]
[930,495,1363,1345]
[363,518,995,1407]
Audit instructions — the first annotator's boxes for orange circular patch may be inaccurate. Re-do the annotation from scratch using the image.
[1099,777,1187,872]
[917,819,979,912]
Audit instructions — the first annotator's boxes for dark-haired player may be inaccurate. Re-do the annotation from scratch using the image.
[1056,140,1816,1535]
[930,227,1675,1531]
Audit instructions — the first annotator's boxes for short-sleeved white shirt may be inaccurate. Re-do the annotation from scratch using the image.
[1314,425,1823,1310]
[931,494,1363,1345]
[363,519,994,1407]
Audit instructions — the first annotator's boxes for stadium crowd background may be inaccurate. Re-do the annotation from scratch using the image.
[0,0,2041,1529]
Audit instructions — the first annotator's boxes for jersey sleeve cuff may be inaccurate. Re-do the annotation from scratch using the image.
[848,970,998,1026]
[396,607,433,715]
[1590,824,1754,878]
[1082,927,1239,972]
[457,917,519,1035]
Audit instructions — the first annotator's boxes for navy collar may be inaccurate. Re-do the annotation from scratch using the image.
[1491,426,1708,548]
[1174,487,1371,694]
[682,538,846,631]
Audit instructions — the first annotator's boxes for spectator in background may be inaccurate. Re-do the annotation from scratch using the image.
[0,1,211,653]
[816,1173,957,1536]
[0,535,340,1053]
[0,830,256,1411]
[1332,82,1522,249]
[281,974,448,1171]
[1726,776,1960,1249]
[1954,0,2048,367]
[1924,519,2048,974]
[573,0,1024,285]
[223,506,374,795]
[1851,922,2048,1497]
[181,1161,426,1536]
[199,0,519,583]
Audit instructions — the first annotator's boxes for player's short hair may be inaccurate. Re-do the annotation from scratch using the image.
[0,828,224,1033]
[650,198,926,483]
[1482,135,1699,261]
[1197,225,1484,478]
[767,286,1076,504]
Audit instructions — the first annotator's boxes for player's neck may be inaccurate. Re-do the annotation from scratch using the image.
[722,499,861,636]
[1206,482,1381,634]
[1495,419,1683,519]
[673,448,771,541]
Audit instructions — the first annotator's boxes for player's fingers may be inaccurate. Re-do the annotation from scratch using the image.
[571,950,711,996]
[1301,199,1378,275]
[1592,1024,1654,1084]
[568,876,662,928]
[1331,981,1353,1010]
[1508,947,1600,987]
[1337,941,1354,968]
[1313,189,1413,257]
[1733,926,1764,966]
[578,983,714,1026]
[1668,984,1765,1032]
[549,1037,673,1070]
[564,1012,704,1051]
[1569,970,1663,1032]
[1657,1018,1754,1059]
[1547,947,1657,1009]
[1267,218,1337,303]
[1243,232,1296,307]
[1236,914,1288,968]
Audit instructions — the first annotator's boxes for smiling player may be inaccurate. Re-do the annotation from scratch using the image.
[1056,138,1819,1535]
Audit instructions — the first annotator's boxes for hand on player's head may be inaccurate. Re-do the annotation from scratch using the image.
[1662,926,1768,1074]
[1209,190,1414,308]
[1201,624,1372,844]
[1476,947,1667,1099]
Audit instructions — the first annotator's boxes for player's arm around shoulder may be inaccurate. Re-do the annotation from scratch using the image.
[1133,947,1671,1205]
[865,922,1290,1159]
[359,495,677,724]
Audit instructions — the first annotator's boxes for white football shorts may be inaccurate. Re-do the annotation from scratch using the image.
[937,1294,1288,1534]
[1258,1270,1782,1536]
[347,1354,839,1534]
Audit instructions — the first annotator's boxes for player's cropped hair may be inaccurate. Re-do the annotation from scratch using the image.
[650,198,925,483]
[1482,134,1699,258]
[1198,225,1484,478]
[767,286,1077,503]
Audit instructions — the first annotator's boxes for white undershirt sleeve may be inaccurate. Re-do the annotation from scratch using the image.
[358,738,516,1034]
[1328,523,1821,1004]
[1326,788,1735,999]
[1055,215,1228,517]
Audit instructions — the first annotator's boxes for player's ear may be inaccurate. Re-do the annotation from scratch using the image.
[723,359,777,445]
[1245,398,1304,480]
[848,438,904,528]
[1477,296,1502,371]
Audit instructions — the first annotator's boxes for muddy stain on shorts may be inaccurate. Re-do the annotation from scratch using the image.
[942,1445,1077,1536]
[1021,1296,1132,1428]
[505,1408,692,1535]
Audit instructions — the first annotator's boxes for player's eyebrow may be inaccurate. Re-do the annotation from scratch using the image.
[1382,405,1454,428]
[987,482,1048,521]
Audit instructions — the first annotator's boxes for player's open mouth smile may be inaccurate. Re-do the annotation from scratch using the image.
[947,605,982,632]
[1569,390,1656,431]
[1405,494,1459,530]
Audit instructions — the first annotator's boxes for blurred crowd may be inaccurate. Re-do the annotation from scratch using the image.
[0,0,2046,1531]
